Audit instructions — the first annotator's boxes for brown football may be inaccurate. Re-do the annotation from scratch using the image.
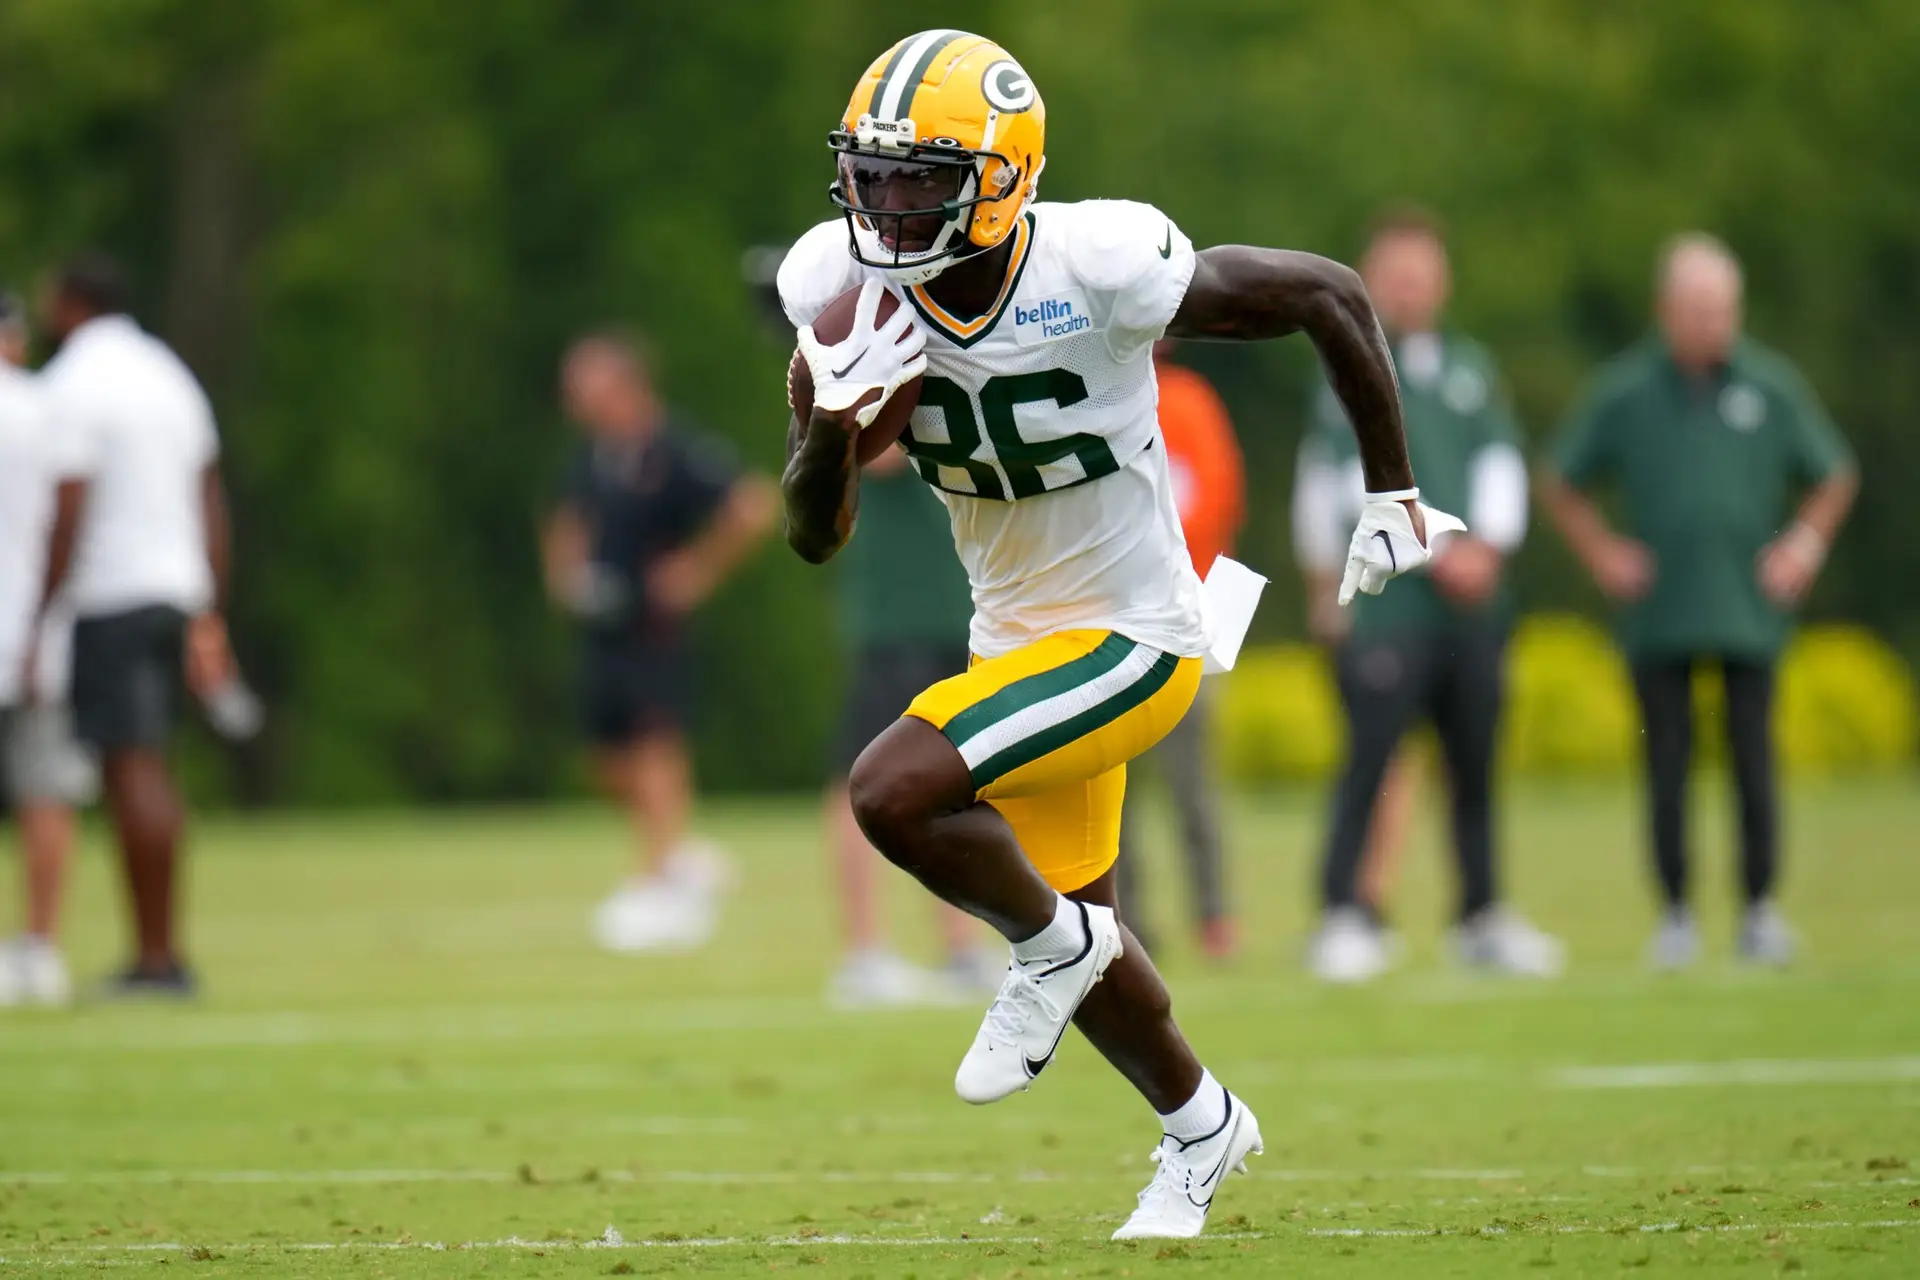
[787,284,923,465]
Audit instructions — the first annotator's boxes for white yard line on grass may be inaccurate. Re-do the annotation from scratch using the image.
[1554,1056,1920,1089]
[0,999,844,1054]
[15,970,1899,1056]
[1304,1220,1920,1239]
[2,1219,1915,1263]
[4,1163,1902,1188]
[0,1169,1006,1187]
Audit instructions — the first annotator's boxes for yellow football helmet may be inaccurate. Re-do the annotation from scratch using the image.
[828,30,1047,285]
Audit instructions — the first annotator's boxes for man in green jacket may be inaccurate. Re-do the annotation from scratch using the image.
[1296,210,1562,983]
[1540,234,1857,969]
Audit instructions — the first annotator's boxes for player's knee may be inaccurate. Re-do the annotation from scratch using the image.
[847,756,926,864]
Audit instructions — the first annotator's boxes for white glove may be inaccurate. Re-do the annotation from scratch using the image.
[795,279,927,429]
[1338,487,1469,605]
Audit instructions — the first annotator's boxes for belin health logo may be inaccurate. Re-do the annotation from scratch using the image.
[1014,297,1092,339]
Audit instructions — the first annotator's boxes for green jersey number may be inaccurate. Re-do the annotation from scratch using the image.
[902,370,1120,501]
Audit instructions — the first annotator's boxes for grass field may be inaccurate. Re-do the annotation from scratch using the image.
[2,780,1918,1277]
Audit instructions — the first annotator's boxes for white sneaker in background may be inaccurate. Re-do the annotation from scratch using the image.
[0,942,21,1007]
[1307,907,1391,985]
[1453,907,1565,978]
[592,840,733,954]
[20,938,70,1006]
[592,877,710,953]
[662,840,735,898]
[827,948,936,1009]
[940,946,1007,1000]
[1738,902,1797,967]
[1648,908,1701,972]
[0,937,69,1008]
[953,902,1122,1105]
[1111,1090,1264,1240]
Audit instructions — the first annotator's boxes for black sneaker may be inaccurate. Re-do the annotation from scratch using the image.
[98,962,199,1000]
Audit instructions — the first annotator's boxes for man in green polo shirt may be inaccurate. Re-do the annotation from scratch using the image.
[820,447,997,1006]
[1540,233,1857,969]
[1295,209,1563,983]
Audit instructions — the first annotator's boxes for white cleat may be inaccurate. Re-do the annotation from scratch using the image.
[954,902,1122,1105]
[0,937,70,1008]
[1307,907,1391,984]
[1453,907,1565,978]
[1112,1089,1264,1240]
[827,948,936,1009]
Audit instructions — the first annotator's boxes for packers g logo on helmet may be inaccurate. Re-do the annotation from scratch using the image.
[827,31,1048,285]
[980,60,1037,113]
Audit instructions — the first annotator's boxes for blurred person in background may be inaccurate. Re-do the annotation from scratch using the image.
[820,442,999,1006]
[1294,462,1424,937]
[0,289,95,1006]
[1115,339,1244,961]
[544,331,777,952]
[31,253,234,996]
[748,245,995,1005]
[1294,210,1561,983]
[1540,234,1856,969]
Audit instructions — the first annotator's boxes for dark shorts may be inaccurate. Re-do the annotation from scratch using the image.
[834,642,972,773]
[579,637,692,748]
[72,606,188,751]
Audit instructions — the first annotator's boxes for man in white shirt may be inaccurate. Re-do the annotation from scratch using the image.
[28,254,235,996]
[0,291,94,1006]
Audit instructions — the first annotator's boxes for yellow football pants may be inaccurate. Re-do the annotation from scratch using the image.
[905,629,1203,893]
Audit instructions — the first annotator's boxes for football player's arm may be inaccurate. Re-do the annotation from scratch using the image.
[781,408,861,565]
[1170,247,1415,500]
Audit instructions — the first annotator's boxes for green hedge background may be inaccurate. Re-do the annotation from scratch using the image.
[0,1,1913,802]
[1217,621,1920,785]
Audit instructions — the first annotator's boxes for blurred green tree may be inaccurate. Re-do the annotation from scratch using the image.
[0,0,1910,801]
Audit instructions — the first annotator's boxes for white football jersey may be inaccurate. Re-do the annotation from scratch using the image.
[779,199,1211,660]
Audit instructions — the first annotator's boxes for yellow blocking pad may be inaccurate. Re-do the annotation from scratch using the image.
[905,629,1203,892]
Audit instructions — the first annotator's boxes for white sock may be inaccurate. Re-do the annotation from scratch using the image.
[1159,1069,1230,1143]
[1010,894,1083,967]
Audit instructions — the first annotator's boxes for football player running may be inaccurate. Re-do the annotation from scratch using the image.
[778,31,1457,1239]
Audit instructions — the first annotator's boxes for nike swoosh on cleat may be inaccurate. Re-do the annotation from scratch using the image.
[1021,987,1081,1078]
[1023,903,1101,1077]
[1185,1155,1231,1207]
[1372,529,1397,572]
[1158,226,1172,259]
[1184,1108,1243,1207]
